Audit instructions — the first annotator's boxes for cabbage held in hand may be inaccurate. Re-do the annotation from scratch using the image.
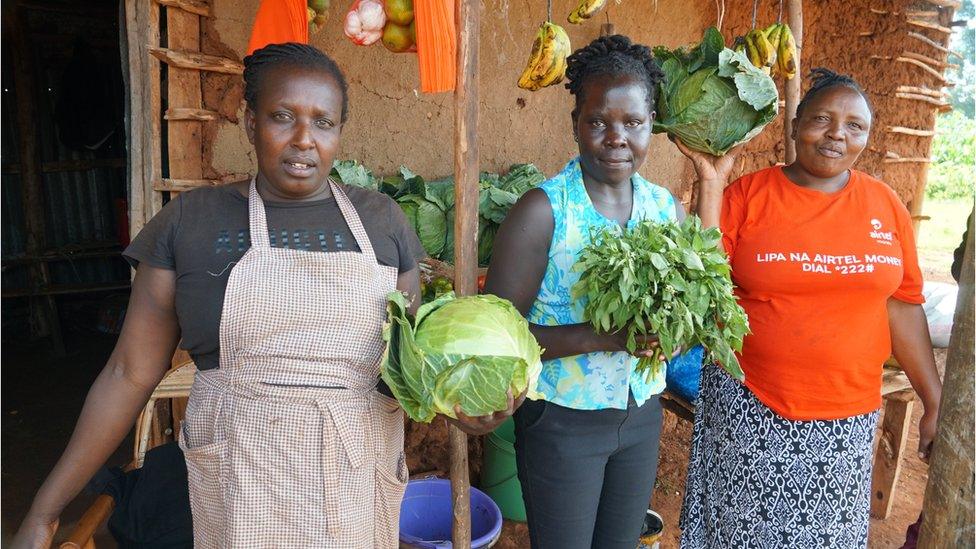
[381,291,543,423]
[652,27,779,156]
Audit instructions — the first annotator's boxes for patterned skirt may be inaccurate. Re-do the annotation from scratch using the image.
[679,365,879,549]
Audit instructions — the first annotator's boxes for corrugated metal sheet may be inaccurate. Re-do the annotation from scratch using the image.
[48,256,129,286]
[2,173,27,258]
[41,167,123,249]
[1,86,19,162]
[2,5,129,296]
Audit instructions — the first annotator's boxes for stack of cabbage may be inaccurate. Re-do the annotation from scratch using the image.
[332,162,545,266]
[652,27,779,156]
[381,292,544,422]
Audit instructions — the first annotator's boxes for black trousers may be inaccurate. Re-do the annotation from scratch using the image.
[513,393,663,549]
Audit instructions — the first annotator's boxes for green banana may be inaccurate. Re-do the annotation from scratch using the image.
[568,0,607,24]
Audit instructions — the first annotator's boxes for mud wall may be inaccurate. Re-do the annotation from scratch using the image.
[201,0,938,208]
[723,0,944,208]
[201,0,713,202]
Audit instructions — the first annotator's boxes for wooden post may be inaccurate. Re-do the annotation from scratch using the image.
[6,2,65,355]
[919,216,975,547]
[450,0,479,544]
[165,5,204,195]
[784,0,802,164]
[124,0,163,237]
[870,390,916,519]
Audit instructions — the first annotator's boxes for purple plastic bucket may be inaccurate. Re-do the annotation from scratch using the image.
[399,478,503,549]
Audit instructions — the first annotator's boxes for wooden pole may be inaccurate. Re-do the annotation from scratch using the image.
[784,0,802,164]
[450,0,478,544]
[124,0,163,237]
[919,215,975,547]
[6,2,65,355]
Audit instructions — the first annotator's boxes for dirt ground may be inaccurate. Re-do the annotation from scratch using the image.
[1,330,129,546]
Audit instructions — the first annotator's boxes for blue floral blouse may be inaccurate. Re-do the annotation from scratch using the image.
[527,157,678,410]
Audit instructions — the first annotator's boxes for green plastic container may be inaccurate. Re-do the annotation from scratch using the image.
[480,417,526,522]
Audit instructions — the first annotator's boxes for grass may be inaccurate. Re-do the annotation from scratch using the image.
[916,199,973,282]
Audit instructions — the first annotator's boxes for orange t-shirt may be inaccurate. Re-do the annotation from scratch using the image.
[721,166,924,420]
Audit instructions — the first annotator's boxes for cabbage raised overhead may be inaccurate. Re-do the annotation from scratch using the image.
[652,27,778,156]
[381,291,544,423]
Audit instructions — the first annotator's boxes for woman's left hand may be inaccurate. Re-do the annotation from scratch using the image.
[442,388,528,436]
[918,408,939,463]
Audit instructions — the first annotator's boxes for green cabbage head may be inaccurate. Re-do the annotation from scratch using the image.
[652,27,779,156]
[381,291,544,423]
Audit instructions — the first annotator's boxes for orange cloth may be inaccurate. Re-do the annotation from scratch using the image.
[247,0,309,55]
[721,166,924,421]
[414,0,456,93]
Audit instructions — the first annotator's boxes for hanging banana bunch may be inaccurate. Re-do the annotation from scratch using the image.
[517,21,571,92]
[775,23,797,79]
[736,22,796,80]
[568,0,608,24]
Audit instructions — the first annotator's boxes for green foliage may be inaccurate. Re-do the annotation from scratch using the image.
[571,217,749,381]
[332,160,544,266]
[380,292,544,423]
[946,0,975,118]
[652,27,779,155]
[927,112,975,201]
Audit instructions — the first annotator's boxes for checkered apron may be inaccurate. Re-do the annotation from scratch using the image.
[179,179,407,548]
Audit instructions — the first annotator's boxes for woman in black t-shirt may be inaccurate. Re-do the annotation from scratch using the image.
[13,43,427,548]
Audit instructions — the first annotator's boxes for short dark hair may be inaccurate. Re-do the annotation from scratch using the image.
[564,34,665,120]
[796,67,872,119]
[242,42,350,123]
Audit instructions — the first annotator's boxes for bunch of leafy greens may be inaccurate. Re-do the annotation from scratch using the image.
[381,291,544,423]
[571,217,749,381]
[331,161,545,266]
[652,27,778,156]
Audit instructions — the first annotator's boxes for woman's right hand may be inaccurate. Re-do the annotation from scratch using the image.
[10,514,58,549]
[672,137,742,191]
[442,388,528,436]
[605,330,679,361]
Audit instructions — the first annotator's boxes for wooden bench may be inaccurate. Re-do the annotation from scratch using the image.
[660,362,916,520]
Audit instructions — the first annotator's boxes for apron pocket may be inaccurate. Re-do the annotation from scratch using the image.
[374,451,408,548]
[179,432,228,547]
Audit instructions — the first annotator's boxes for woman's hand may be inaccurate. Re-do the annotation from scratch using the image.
[10,514,58,549]
[442,388,528,436]
[607,330,681,361]
[673,137,743,230]
[918,408,939,463]
[673,138,743,190]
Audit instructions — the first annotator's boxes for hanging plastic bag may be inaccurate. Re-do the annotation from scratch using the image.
[247,0,309,55]
[414,0,456,93]
[665,345,706,403]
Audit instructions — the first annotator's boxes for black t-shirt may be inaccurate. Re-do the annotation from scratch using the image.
[123,182,426,371]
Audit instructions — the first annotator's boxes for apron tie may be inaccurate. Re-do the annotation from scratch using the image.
[315,397,368,537]
[315,398,367,470]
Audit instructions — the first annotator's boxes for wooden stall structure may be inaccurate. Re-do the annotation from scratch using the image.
[53,0,966,545]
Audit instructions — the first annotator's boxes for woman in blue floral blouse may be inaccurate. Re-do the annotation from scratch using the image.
[482,35,687,549]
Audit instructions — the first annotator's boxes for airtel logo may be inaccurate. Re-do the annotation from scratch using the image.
[870,219,893,244]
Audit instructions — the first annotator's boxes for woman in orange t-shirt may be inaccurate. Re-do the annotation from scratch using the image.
[674,69,944,548]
